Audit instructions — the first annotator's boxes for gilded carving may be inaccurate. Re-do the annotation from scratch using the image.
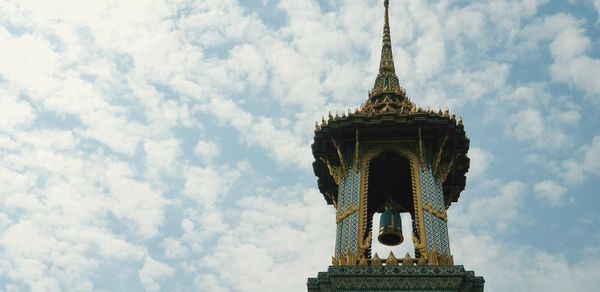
[331,138,347,174]
[432,135,448,174]
[336,204,359,223]
[320,157,341,185]
[423,203,448,222]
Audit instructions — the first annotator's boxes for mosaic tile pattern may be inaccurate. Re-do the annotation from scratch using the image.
[335,149,363,257]
[417,147,451,255]
[308,265,485,291]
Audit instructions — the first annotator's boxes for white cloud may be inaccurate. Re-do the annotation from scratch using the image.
[467,147,494,181]
[160,238,189,260]
[144,138,181,178]
[542,15,600,100]
[451,230,600,292]
[451,181,526,233]
[138,257,175,292]
[508,108,545,140]
[596,0,600,23]
[504,105,571,149]
[562,136,600,185]
[169,186,334,291]
[534,180,569,206]
[197,97,312,169]
[183,163,244,207]
[194,140,221,161]
[0,100,35,131]
[193,274,228,292]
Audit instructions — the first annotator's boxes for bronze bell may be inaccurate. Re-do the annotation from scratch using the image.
[378,209,403,246]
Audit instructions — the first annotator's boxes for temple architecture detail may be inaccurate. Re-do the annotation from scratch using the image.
[307,1,484,291]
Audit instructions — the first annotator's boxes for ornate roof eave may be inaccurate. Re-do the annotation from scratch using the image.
[312,109,470,207]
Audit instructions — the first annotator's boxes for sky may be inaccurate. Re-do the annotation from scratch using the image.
[0,0,599,291]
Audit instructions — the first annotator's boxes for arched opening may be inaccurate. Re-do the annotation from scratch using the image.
[364,151,416,258]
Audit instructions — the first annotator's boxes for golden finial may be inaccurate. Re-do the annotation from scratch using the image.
[430,248,439,265]
[359,255,368,266]
[440,250,448,265]
[371,253,382,266]
[332,256,338,266]
[417,256,427,266]
[386,251,398,266]
[346,250,356,266]
[402,253,414,266]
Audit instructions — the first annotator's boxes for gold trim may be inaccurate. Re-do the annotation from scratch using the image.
[354,129,360,171]
[432,135,448,174]
[418,127,424,166]
[411,149,427,259]
[319,157,341,185]
[336,204,359,223]
[332,139,347,173]
[436,154,455,182]
[423,203,448,222]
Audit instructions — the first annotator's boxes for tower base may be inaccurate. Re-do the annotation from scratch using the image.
[307,265,484,291]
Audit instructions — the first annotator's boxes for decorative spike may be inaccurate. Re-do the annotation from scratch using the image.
[332,256,338,266]
[338,255,346,266]
[458,116,464,126]
[402,253,414,266]
[386,251,398,266]
[347,250,356,266]
[359,255,368,266]
[417,256,427,266]
[371,253,382,266]
[440,250,447,265]
[430,248,439,265]
[448,255,454,265]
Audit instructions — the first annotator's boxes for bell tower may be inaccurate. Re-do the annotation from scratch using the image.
[307,1,485,291]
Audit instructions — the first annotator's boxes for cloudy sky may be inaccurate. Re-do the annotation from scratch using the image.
[1,0,599,291]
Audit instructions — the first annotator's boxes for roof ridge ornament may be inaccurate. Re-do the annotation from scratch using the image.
[369,0,407,100]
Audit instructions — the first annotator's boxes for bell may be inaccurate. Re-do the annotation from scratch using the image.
[378,210,404,246]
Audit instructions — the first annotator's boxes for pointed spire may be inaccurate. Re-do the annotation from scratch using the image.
[386,251,399,266]
[371,253,382,266]
[402,253,414,266]
[370,0,406,100]
[380,0,394,72]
